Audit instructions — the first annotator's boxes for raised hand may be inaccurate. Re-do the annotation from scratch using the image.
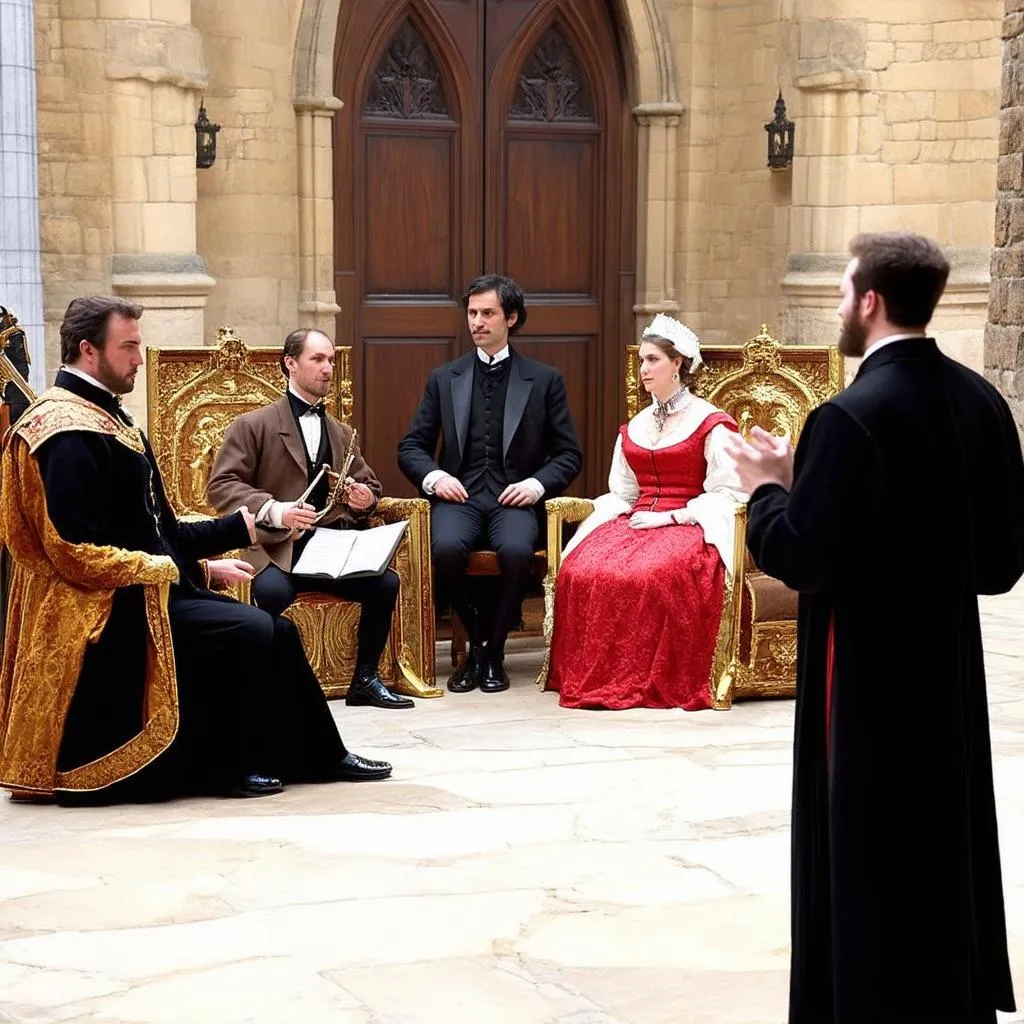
[723,426,795,494]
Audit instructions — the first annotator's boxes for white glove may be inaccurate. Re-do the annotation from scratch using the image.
[629,510,675,529]
[628,508,697,529]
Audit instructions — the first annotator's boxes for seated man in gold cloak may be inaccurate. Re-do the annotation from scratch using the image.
[0,296,392,804]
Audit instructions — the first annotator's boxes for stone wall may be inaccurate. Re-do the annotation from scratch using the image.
[193,0,305,348]
[669,0,793,344]
[778,0,1002,370]
[28,0,1010,406]
[986,0,1024,429]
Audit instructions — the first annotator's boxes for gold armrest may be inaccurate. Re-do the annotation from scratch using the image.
[537,495,596,689]
[710,502,749,710]
[369,496,440,696]
[544,496,595,581]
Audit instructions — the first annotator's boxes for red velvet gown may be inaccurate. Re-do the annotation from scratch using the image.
[548,412,737,710]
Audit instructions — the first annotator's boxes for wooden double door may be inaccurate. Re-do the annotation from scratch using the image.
[333,0,635,497]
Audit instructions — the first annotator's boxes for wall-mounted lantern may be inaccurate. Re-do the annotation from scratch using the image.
[765,90,794,171]
[195,99,220,170]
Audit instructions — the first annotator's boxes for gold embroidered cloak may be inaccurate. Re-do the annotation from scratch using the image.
[0,388,180,793]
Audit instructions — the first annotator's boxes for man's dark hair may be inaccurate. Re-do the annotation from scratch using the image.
[279,327,333,378]
[461,274,527,334]
[59,296,144,364]
[848,232,950,328]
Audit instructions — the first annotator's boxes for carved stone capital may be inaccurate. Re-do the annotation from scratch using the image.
[293,95,345,115]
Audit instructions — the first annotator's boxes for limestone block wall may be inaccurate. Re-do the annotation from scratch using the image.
[986,0,1024,430]
[34,0,214,421]
[780,0,1002,371]
[35,0,115,377]
[192,0,304,349]
[668,0,793,344]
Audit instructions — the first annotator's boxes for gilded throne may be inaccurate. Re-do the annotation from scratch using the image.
[146,327,441,699]
[539,325,843,708]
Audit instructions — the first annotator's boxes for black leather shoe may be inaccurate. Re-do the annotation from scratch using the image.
[227,773,283,798]
[346,669,415,709]
[447,643,484,693]
[480,654,510,693]
[329,752,393,782]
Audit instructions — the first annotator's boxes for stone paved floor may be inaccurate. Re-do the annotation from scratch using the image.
[2,585,1024,1023]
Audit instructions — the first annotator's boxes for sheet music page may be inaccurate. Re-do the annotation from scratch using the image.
[291,527,358,577]
[343,521,408,576]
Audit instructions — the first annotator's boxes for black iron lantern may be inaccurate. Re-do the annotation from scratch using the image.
[765,90,794,171]
[194,99,220,170]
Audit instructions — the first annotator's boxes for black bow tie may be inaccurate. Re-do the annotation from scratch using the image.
[289,392,326,418]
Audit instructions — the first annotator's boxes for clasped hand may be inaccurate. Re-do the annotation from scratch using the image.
[628,509,695,529]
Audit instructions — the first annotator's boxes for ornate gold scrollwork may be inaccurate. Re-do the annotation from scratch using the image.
[147,327,354,517]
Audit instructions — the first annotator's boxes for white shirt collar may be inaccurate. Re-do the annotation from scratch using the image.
[62,364,116,396]
[287,382,323,413]
[477,345,510,366]
[861,332,926,363]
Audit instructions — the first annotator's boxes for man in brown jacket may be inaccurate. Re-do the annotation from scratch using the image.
[207,328,413,710]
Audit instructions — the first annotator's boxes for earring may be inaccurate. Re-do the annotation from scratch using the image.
[672,372,679,382]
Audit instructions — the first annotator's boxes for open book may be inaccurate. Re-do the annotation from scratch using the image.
[291,520,408,580]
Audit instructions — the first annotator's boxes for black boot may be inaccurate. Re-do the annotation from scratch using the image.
[480,647,510,693]
[346,664,415,709]
[448,642,485,693]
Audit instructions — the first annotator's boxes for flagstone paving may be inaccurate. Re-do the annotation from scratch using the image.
[1,584,1023,1023]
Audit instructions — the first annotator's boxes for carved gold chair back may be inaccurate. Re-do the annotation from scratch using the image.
[539,324,842,706]
[146,327,353,517]
[625,324,842,446]
[625,324,843,703]
[146,328,439,700]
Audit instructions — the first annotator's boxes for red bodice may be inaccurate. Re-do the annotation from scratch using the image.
[624,411,736,513]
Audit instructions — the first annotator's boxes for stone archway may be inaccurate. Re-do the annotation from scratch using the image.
[290,0,682,332]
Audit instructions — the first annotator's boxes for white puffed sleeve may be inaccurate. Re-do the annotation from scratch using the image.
[561,432,636,559]
[607,431,639,503]
[685,424,749,575]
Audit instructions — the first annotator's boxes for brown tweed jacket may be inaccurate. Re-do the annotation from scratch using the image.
[206,396,382,573]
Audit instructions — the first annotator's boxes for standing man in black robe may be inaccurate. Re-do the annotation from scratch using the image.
[0,296,392,804]
[398,275,582,693]
[726,232,1024,1023]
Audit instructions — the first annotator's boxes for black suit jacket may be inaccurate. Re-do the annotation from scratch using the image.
[397,349,582,498]
[745,338,1024,1022]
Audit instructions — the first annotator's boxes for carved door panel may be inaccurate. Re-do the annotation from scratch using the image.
[334,0,632,497]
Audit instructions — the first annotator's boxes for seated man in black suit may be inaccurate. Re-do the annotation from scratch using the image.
[398,275,582,693]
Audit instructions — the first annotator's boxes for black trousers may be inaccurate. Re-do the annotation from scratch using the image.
[430,493,538,655]
[250,565,400,672]
[59,589,347,803]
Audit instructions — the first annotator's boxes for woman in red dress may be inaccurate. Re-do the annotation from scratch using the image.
[546,315,745,710]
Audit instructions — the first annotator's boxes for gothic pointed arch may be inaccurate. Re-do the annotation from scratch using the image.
[363,16,451,120]
[508,22,596,123]
[293,0,676,109]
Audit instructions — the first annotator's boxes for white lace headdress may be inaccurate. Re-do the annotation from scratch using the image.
[641,313,703,373]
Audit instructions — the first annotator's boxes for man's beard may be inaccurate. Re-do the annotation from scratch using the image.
[837,310,868,357]
[301,375,331,398]
[95,351,136,394]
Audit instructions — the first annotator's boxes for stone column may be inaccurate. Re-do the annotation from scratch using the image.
[633,102,684,330]
[986,0,1024,432]
[102,2,215,423]
[0,0,46,390]
[295,95,342,335]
